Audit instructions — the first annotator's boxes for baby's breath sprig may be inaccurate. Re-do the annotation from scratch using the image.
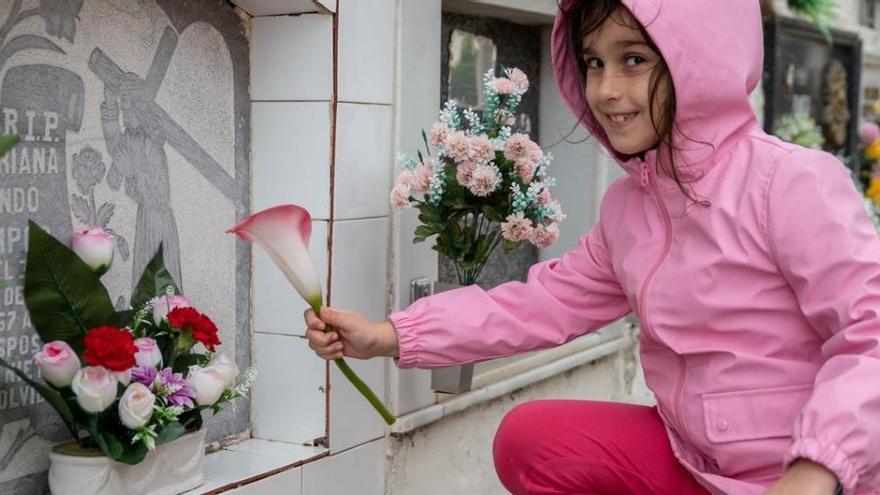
[427,162,447,205]
[439,100,462,130]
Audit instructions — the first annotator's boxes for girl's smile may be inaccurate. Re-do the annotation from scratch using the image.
[581,8,669,155]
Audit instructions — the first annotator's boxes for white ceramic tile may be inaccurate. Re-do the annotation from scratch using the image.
[330,440,385,495]
[252,15,333,101]
[252,334,326,444]
[328,218,389,451]
[222,467,302,495]
[301,456,331,495]
[254,221,328,336]
[225,439,326,460]
[253,102,331,219]
[329,218,388,322]
[300,440,383,495]
[201,449,290,485]
[337,0,394,104]
[334,103,393,220]
[329,356,386,453]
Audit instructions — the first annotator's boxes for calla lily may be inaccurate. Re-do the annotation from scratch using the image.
[227,204,396,425]
[226,205,323,310]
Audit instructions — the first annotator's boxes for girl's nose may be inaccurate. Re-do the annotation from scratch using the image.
[596,73,622,101]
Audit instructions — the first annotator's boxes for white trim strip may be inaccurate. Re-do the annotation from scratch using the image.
[389,334,634,434]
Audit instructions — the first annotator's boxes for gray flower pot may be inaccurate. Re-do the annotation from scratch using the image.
[430,282,475,394]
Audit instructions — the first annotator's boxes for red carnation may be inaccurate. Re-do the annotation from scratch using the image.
[167,307,221,351]
[83,326,137,371]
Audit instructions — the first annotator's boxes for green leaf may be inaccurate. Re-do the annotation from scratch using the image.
[172,353,205,374]
[117,439,148,465]
[0,134,19,158]
[24,221,116,351]
[0,356,77,437]
[131,244,180,310]
[155,422,185,445]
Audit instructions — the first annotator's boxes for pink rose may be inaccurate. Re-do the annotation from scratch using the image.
[71,228,114,275]
[208,353,240,389]
[72,366,118,413]
[134,338,162,368]
[34,341,81,388]
[150,295,192,326]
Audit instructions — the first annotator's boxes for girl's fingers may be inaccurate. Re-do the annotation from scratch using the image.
[306,329,337,348]
[303,309,326,330]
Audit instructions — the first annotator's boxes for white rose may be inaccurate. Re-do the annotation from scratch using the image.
[133,338,162,368]
[72,366,118,413]
[185,365,226,406]
[208,353,240,389]
[118,382,156,429]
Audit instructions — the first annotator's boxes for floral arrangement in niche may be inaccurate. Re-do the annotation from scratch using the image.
[0,222,255,464]
[772,113,825,150]
[390,67,565,286]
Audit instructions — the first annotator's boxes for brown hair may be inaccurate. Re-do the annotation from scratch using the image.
[560,0,708,206]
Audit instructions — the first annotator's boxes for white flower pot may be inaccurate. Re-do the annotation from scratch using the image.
[48,429,206,495]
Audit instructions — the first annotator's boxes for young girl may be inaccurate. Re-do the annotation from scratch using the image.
[306,1,878,493]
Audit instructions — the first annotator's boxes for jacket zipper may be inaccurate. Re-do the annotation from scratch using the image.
[635,161,696,449]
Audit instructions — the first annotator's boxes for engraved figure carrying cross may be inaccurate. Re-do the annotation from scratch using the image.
[90,26,237,293]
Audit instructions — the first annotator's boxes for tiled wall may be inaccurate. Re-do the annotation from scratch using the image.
[247,1,395,491]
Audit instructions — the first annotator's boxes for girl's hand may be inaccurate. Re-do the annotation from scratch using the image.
[304,307,399,361]
[763,459,839,495]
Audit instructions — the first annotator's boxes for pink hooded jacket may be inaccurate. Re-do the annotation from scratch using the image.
[389,1,880,493]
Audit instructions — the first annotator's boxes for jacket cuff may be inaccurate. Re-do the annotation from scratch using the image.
[389,310,420,369]
[785,438,859,493]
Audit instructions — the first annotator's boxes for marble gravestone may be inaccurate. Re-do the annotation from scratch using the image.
[0,1,251,492]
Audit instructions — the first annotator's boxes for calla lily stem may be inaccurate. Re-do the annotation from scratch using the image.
[310,301,396,425]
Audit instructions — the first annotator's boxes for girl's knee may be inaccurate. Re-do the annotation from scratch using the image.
[492,401,552,493]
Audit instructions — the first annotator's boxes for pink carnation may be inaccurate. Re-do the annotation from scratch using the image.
[456,161,478,187]
[526,141,544,163]
[395,169,414,189]
[537,186,552,205]
[507,68,529,92]
[492,78,517,95]
[445,131,471,162]
[860,122,880,145]
[430,122,452,148]
[500,212,533,242]
[469,135,495,162]
[515,158,537,183]
[390,184,411,211]
[467,165,501,197]
[504,133,533,161]
[530,223,560,248]
[412,162,434,194]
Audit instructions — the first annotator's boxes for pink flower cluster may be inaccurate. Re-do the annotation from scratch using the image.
[504,133,544,183]
[492,68,529,96]
[390,158,436,210]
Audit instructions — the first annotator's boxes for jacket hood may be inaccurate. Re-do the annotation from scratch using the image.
[551,0,764,181]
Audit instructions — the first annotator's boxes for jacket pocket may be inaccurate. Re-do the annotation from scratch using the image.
[702,384,813,444]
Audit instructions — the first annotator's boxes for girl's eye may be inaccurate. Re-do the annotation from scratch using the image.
[625,55,646,67]
[585,57,603,69]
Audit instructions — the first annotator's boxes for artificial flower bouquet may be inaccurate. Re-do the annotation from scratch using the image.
[390,67,565,285]
[0,222,255,465]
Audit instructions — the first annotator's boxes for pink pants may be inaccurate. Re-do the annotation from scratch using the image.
[492,400,711,495]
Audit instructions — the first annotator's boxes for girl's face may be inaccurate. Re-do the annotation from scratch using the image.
[582,8,670,156]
